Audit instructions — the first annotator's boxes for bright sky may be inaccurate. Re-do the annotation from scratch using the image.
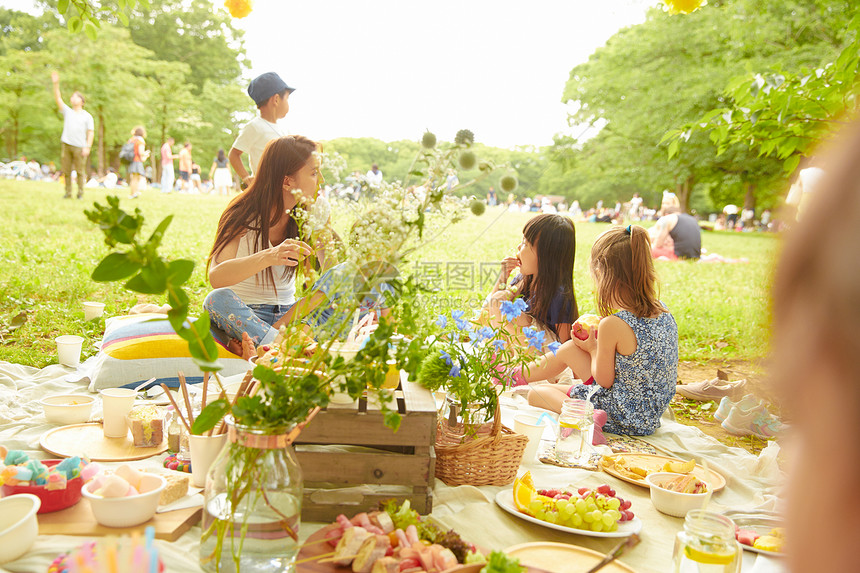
[6,0,656,148]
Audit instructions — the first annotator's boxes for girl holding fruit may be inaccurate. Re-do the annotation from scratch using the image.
[483,213,579,345]
[519,225,678,436]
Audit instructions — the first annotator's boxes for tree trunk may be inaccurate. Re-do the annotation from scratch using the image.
[97,109,106,176]
[676,174,694,213]
[744,182,756,211]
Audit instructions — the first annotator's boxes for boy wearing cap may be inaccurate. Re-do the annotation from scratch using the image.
[229,72,295,188]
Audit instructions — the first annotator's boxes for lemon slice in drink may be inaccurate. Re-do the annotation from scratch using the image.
[683,545,736,564]
[559,421,580,430]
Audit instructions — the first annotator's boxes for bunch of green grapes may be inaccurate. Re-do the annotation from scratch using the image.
[526,485,634,532]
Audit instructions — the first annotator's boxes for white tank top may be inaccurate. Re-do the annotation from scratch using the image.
[228,231,296,306]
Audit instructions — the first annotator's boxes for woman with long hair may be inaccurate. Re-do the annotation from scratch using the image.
[203,136,317,350]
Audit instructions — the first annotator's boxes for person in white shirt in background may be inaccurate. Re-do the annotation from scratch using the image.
[51,71,94,200]
[230,72,332,268]
[160,137,178,193]
[229,72,294,190]
[723,203,739,229]
[366,163,383,188]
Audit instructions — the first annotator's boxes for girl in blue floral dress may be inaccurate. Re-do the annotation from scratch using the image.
[517,225,678,435]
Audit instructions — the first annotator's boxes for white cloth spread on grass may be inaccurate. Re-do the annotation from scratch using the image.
[0,362,785,573]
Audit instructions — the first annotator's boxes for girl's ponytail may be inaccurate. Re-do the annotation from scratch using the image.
[591,225,662,318]
[629,225,659,316]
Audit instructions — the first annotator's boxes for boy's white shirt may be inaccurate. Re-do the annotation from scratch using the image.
[232,116,289,175]
[233,116,330,232]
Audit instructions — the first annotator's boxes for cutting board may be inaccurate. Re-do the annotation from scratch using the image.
[39,497,201,541]
[40,423,167,461]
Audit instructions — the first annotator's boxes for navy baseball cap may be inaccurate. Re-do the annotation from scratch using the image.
[247,72,295,105]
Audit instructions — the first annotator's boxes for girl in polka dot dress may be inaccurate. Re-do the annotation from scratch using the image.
[517,225,678,435]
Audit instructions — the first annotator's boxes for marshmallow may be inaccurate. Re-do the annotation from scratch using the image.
[95,474,133,498]
[115,464,144,489]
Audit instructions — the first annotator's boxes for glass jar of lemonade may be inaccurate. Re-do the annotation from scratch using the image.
[555,398,594,464]
[673,510,742,573]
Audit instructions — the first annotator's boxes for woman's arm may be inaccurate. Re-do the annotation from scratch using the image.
[208,234,312,288]
[209,161,217,181]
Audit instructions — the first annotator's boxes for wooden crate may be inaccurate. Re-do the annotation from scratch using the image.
[293,378,437,522]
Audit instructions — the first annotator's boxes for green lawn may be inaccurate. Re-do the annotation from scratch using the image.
[0,179,779,367]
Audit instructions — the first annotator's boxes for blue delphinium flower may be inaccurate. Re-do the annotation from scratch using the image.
[440,349,452,366]
[436,315,447,329]
[492,339,507,351]
[476,326,494,342]
[548,341,561,355]
[499,298,528,322]
[451,310,465,320]
[454,317,469,330]
[523,326,545,352]
[449,362,461,377]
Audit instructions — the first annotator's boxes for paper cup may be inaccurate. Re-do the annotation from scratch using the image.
[514,414,550,465]
[99,388,136,438]
[83,302,106,321]
[55,335,84,367]
[190,433,227,488]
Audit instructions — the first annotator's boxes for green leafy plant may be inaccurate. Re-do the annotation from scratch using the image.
[663,15,860,172]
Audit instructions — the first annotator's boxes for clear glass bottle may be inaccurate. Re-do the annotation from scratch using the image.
[555,398,594,464]
[200,419,303,573]
[166,406,181,454]
[673,510,742,573]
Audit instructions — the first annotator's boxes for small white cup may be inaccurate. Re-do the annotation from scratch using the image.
[100,388,137,438]
[190,433,227,487]
[514,414,550,465]
[55,335,84,367]
[83,302,106,321]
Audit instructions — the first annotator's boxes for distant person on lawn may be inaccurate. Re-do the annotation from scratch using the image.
[650,207,701,260]
[229,72,295,189]
[51,71,94,200]
[160,137,178,193]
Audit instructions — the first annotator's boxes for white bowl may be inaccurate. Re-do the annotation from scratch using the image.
[0,493,41,564]
[645,472,712,518]
[82,474,165,527]
[40,394,95,424]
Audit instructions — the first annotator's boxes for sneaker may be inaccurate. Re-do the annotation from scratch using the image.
[714,393,760,423]
[676,377,747,401]
[721,401,783,438]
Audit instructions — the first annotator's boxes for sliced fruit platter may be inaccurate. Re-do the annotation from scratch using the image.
[494,471,642,538]
[600,454,726,492]
[725,510,785,557]
[297,500,534,573]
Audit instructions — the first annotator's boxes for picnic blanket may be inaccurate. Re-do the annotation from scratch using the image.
[0,361,787,573]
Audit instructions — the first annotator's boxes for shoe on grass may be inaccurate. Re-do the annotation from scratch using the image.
[714,393,760,423]
[721,400,783,438]
[676,377,747,401]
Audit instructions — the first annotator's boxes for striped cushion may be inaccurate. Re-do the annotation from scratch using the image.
[88,313,249,391]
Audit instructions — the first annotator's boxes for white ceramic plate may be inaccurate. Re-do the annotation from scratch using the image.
[495,490,642,539]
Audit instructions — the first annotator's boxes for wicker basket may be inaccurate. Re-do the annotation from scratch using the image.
[434,405,528,486]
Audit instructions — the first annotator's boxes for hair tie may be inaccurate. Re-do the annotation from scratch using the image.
[625,225,632,235]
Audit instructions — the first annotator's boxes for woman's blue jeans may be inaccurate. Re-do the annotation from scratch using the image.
[203,288,294,346]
